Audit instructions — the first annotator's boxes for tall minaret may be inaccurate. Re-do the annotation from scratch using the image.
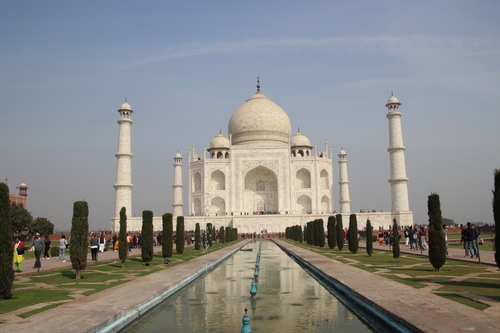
[386,93,410,212]
[172,152,183,218]
[338,149,351,214]
[114,100,134,218]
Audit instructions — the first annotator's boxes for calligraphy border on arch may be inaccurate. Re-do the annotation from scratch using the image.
[242,160,279,177]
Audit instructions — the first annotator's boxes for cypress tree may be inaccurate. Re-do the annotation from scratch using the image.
[70,201,89,279]
[307,221,314,245]
[348,214,359,254]
[313,220,319,246]
[225,227,230,242]
[392,218,400,259]
[366,219,374,256]
[493,169,500,269]
[317,219,325,247]
[327,215,336,249]
[0,183,13,299]
[206,223,213,247]
[195,223,201,250]
[176,216,185,254]
[162,213,173,257]
[219,226,225,244]
[298,225,303,243]
[428,193,446,271]
[336,214,344,251]
[141,210,153,264]
[118,207,127,268]
[303,225,308,243]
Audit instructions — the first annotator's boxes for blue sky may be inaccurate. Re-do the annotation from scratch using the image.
[1,1,499,231]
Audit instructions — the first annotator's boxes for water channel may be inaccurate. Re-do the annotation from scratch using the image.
[125,240,375,332]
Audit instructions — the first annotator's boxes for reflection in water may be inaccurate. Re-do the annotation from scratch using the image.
[127,240,374,333]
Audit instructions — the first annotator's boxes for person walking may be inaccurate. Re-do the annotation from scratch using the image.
[442,225,450,257]
[90,233,99,261]
[30,233,45,271]
[59,235,68,262]
[13,237,25,272]
[43,235,51,259]
[99,232,106,253]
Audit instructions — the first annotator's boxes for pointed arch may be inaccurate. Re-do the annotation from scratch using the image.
[211,170,225,191]
[320,169,329,189]
[297,195,312,214]
[296,168,311,189]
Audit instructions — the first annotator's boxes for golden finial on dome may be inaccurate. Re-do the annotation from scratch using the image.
[256,76,260,92]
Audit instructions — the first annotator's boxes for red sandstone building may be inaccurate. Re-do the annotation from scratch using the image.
[5,178,28,208]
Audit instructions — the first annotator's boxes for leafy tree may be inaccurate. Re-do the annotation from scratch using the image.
[392,218,400,259]
[30,217,54,236]
[327,216,336,249]
[493,170,500,269]
[162,213,173,257]
[141,210,153,264]
[206,223,213,247]
[11,203,32,236]
[428,193,446,271]
[348,214,359,253]
[195,223,201,250]
[442,217,455,226]
[336,214,344,251]
[176,216,185,254]
[366,219,373,256]
[118,207,128,268]
[0,183,13,299]
[70,201,89,279]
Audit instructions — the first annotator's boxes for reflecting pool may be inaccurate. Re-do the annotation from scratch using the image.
[125,240,374,332]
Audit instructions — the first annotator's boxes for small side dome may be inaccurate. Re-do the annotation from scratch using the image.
[386,94,401,106]
[19,182,28,188]
[338,149,346,156]
[120,101,132,110]
[174,152,182,158]
[291,132,311,147]
[209,133,230,149]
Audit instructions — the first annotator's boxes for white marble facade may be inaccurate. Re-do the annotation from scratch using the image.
[112,85,413,233]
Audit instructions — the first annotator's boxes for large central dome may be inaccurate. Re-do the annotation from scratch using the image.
[228,91,291,146]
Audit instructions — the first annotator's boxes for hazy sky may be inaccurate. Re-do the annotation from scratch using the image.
[1,1,499,231]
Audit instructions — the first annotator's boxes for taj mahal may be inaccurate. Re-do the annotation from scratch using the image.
[111,80,413,233]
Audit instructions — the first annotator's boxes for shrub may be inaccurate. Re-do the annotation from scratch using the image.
[327,215,336,249]
[348,214,359,254]
[428,193,446,271]
[0,183,13,299]
[163,213,173,257]
[493,169,500,269]
[336,214,344,251]
[392,218,400,259]
[70,201,89,279]
[207,223,213,247]
[366,219,374,256]
[195,223,201,250]
[141,210,153,264]
[176,216,185,254]
[118,207,128,268]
